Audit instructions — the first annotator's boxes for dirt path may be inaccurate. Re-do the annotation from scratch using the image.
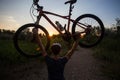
[0,47,110,80]
[64,47,110,80]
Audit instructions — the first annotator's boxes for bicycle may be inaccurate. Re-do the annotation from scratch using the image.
[13,0,105,57]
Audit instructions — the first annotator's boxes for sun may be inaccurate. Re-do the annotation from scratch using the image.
[49,32,54,37]
[49,31,59,37]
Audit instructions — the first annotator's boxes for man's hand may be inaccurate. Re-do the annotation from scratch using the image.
[65,32,80,60]
[32,28,38,34]
[73,32,80,40]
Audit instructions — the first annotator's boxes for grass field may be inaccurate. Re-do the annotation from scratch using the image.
[93,33,120,80]
[0,39,42,64]
[0,35,71,64]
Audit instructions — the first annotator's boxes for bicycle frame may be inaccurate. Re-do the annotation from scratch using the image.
[40,11,74,34]
[35,4,86,35]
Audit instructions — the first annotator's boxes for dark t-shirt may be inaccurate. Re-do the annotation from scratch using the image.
[45,55,68,80]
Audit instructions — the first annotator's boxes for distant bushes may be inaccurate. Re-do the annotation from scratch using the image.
[93,28,120,80]
[0,29,15,40]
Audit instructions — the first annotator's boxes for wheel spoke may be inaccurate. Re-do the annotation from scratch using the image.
[72,14,104,48]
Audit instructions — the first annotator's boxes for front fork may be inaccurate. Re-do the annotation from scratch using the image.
[35,15,42,25]
[31,15,42,43]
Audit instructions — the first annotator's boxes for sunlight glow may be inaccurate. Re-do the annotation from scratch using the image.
[81,33,86,38]
[49,31,58,37]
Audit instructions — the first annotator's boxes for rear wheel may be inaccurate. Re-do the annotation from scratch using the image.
[72,14,105,48]
[13,23,50,57]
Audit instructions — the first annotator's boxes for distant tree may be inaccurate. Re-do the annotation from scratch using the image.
[0,29,15,40]
[0,29,1,34]
[116,18,120,35]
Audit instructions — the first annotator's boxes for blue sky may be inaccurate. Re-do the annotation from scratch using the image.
[0,0,120,33]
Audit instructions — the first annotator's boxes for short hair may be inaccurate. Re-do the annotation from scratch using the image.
[51,43,61,55]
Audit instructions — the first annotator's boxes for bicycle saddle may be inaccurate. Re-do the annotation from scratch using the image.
[65,0,77,4]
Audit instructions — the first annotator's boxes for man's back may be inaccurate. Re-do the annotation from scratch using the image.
[45,55,68,80]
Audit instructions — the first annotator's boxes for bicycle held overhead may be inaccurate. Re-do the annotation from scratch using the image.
[13,0,105,57]
[32,0,78,34]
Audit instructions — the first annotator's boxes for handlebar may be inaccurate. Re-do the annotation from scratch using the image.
[33,0,43,10]
[33,0,39,5]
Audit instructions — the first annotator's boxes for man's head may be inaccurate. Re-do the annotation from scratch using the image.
[51,43,61,55]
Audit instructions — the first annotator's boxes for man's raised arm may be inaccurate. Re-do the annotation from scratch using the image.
[32,28,47,56]
[65,33,80,59]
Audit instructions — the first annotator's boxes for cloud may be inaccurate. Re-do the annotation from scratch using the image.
[7,16,17,22]
[0,15,20,30]
[0,15,17,22]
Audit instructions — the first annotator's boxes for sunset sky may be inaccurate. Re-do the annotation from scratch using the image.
[0,0,120,35]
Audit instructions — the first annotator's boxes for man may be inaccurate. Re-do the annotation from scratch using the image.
[32,28,80,80]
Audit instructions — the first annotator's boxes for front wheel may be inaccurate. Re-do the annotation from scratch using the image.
[13,23,50,57]
[72,14,105,48]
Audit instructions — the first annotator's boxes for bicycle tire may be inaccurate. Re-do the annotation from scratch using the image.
[72,14,105,48]
[13,23,50,57]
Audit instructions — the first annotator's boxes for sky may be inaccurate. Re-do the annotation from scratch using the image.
[0,0,120,35]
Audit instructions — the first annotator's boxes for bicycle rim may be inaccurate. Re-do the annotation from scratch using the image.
[72,14,104,48]
[13,23,50,57]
